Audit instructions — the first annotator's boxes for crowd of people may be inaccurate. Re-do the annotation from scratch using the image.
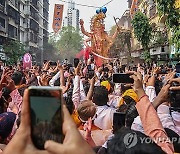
[0,56,179,154]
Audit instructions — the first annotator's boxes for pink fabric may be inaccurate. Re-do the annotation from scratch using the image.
[8,89,22,114]
[136,96,174,154]
[72,76,81,110]
[171,111,180,134]
[6,89,23,142]
[83,67,88,77]
[157,105,180,136]
[83,47,103,66]
[64,71,70,78]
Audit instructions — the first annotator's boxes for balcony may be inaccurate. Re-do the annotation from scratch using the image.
[30,19,39,33]
[0,2,5,13]
[8,24,18,39]
[8,0,19,11]
[30,10,39,22]
[30,32,38,44]
[0,17,5,33]
[43,8,48,20]
[43,19,48,30]
[31,0,39,10]
[0,26,6,33]
[0,0,5,6]
[7,5,20,25]
[43,29,48,37]
[43,0,49,12]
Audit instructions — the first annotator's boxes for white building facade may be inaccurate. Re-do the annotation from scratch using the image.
[63,0,79,30]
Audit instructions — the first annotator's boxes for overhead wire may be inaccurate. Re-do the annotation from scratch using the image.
[102,0,114,7]
[59,0,100,8]
[59,0,114,9]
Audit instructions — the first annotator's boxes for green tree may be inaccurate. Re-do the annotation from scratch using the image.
[110,25,132,65]
[157,0,180,51]
[132,12,152,63]
[3,40,25,65]
[51,26,83,61]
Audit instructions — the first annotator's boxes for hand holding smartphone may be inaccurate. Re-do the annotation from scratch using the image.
[4,88,95,154]
[29,86,64,150]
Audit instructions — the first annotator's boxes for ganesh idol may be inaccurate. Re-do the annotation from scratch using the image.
[80,7,119,66]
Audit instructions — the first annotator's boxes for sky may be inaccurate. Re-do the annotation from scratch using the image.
[49,0,128,33]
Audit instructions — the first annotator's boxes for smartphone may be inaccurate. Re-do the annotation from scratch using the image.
[73,58,79,68]
[176,63,180,73]
[133,67,137,72]
[113,112,126,132]
[112,73,134,84]
[49,61,57,66]
[87,70,94,79]
[87,64,92,71]
[29,86,64,150]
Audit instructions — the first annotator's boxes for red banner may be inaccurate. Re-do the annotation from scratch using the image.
[52,4,64,33]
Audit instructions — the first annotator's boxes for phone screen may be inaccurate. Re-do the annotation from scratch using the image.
[50,61,57,66]
[176,63,180,73]
[113,112,126,133]
[74,58,79,68]
[29,86,63,150]
[113,73,134,83]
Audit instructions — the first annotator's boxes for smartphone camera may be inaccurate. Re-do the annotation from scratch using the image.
[29,86,64,150]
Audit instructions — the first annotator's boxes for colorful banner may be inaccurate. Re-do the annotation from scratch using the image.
[23,53,32,70]
[52,4,64,33]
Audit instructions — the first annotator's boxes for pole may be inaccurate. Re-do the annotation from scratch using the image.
[41,47,44,65]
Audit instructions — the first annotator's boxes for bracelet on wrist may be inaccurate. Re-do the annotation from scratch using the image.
[138,94,148,102]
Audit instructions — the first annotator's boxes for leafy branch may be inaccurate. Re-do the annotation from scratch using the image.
[157,0,180,51]
[132,11,152,63]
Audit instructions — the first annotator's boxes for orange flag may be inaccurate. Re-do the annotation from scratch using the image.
[52,4,64,33]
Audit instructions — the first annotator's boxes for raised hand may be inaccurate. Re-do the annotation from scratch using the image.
[45,104,95,154]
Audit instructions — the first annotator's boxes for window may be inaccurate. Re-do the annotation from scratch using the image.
[161,47,165,52]
[15,28,18,36]
[0,0,5,6]
[0,17,5,28]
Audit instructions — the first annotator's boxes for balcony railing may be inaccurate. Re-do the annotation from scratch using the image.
[31,0,39,10]
[0,3,5,12]
[8,25,18,39]
[7,5,20,24]
[0,26,6,33]
[31,12,39,21]
[43,9,48,19]
[30,19,39,33]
